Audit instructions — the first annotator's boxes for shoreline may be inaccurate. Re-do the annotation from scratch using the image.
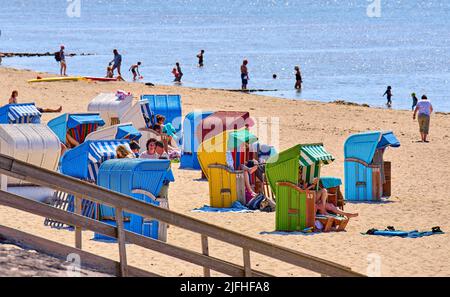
[2,64,444,114]
[1,66,449,276]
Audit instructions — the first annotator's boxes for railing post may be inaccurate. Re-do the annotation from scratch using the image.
[243,248,252,277]
[115,208,128,277]
[74,195,82,249]
[201,234,211,277]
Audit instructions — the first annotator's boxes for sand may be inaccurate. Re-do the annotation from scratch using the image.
[0,67,449,277]
[0,244,111,277]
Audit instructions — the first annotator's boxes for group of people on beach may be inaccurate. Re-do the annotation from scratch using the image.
[383,86,434,143]
[55,45,306,90]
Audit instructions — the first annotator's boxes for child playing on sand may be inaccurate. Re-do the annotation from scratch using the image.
[129,62,142,81]
[383,86,393,107]
[106,66,114,78]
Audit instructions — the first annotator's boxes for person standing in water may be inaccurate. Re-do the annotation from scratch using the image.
[129,62,142,81]
[413,95,433,143]
[109,49,122,76]
[383,86,393,107]
[411,92,419,111]
[197,50,205,67]
[175,62,183,82]
[58,45,67,76]
[241,59,249,90]
[294,66,303,90]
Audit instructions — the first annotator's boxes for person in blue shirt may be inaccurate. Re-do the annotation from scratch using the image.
[109,49,122,76]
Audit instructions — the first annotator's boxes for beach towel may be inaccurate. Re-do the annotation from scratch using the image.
[192,201,253,213]
[362,226,444,238]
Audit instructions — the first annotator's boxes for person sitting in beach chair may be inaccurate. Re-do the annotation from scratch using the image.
[241,160,260,204]
[298,169,358,218]
[66,132,80,149]
[116,144,135,159]
[140,138,159,159]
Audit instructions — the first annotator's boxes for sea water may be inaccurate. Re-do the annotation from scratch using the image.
[0,0,449,111]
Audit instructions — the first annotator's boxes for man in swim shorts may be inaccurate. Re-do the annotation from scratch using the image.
[241,59,249,90]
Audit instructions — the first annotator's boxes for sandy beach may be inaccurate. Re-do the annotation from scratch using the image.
[0,66,449,277]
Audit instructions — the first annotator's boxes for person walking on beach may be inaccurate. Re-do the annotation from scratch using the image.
[383,86,393,107]
[57,45,67,76]
[197,50,205,67]
[413,95,433,143]
[175,62,183,82]
[129,62,142,81]
[294,66,303,90]
[109,49,122,76]
[241,59,249,90]
[411,92,419,111]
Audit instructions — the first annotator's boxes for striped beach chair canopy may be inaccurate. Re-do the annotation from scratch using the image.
[300,144,335,184]
[139,99,154,129]
[265,143,334,193]
[48,113,105,144]
[60,140,130,182]
[0,103,41,124]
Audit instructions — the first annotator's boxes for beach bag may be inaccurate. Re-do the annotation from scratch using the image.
[259,197,276,212]
[247,193,265,210]
[54,51,61,62]
[115,90,131,101]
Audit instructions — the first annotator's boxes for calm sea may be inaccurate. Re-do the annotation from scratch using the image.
[1,0,449,111]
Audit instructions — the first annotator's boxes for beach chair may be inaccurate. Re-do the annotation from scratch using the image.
[198,129,260,207]
[60,140,130,182]
[0,103,41,124]
[196,111,254,179]
[94,159,174,241]
[180,111,214,170]
[47,113,105,147]
[266,144,348,232]
[141,94,182,132]
[0,124,60,190]
[85,123,142,142]
[87,92,133,126]
[344,131,400,201]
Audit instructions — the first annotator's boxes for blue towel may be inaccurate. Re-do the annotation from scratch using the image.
[363,229,444,238]
[193,201,253,213]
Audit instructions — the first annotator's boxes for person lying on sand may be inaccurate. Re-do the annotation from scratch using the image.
[8,90,62,113]
[298,172,358,218]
